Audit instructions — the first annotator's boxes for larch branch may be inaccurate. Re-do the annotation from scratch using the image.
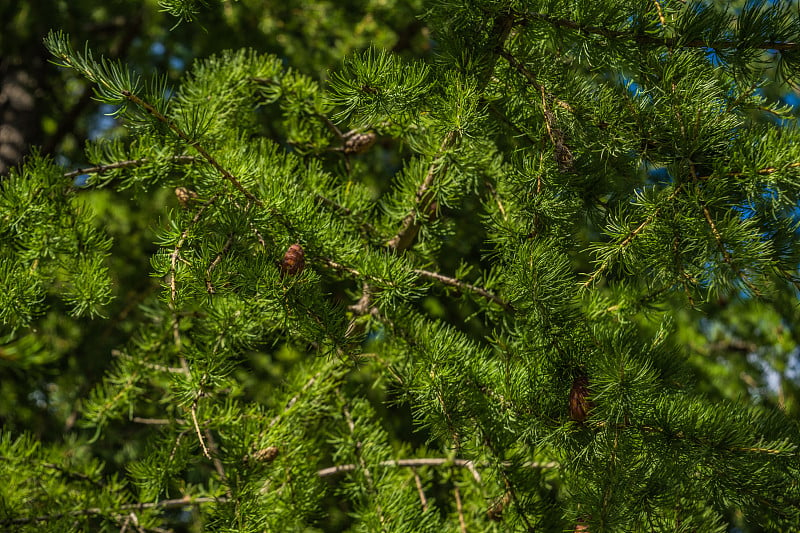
[120,90,260,204]
[581,185,683,289]
[413,268,511,310]
[516,10,799,51]
[700,203,762,296]
[63,155,199,179]
[205,233,235,294]
[386,130,457,251]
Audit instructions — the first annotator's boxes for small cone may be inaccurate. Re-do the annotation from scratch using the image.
[569,375,593,422]
[174,186,199,207]
[252,446,279,463]
[343,130,377,154]
[279,243,305,276]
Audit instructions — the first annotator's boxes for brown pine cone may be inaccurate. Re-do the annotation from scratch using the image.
[342,130,377,155]
[279,243,305,276]
[174,186,199,207]
[569,375,594,422]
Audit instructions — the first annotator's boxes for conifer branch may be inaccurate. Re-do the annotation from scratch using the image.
[433,366,462,452]
[349,282,375,317]
[672,234,698,307]
[167,430,189,468]
[320,258,363,278]
[596,422,799,456]
[413,268,511,310]
[119,90,260,204]
[2,458,559,527]
[699,202,761,296]
[514,10,800,51]
[454,484,467,533]
[314,193,380,238]
[36,461,106,487]
[61,153,800,187]
[713,161,800,180]
[497,48,574,171]
[318,258,400,292]
[203,429,232,497]
[339,392,386,528]
[483,179,509,221]
[0,496,219,526]
[387,12,514,252]
[63,155,199,179]
[205,233,235,294]
[320,257,508,312]
[170,195,220,303]
[319,456,556,481]
[315,112,344,139]
[387,130,457,251]
[496,48,574,113]
[169,193,220,375]
[19,9,800,531]
[481,434,536,531]
[131,417,180,425]
[317,458,490,480]
[258,366,347,448]
[266,372,321,431]
[93,369,142,424]
[41,18,142,162]
[190,401,210,459]
[112,349,188,375]
[582,185,684,288]
[776,266,800,292]
[412,468,428,511]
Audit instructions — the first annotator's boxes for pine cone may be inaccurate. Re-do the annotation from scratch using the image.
[279,243,305,276]
[486,491,511,522]
[174,186,199,207]
[342,130,377,155]
[252,446,279,463]
[569,375,593,422]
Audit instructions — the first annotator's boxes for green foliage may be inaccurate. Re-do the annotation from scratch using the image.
[2,0,800,531]
[0,154,112,327]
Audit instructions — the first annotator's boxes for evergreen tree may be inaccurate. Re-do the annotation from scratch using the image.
[2,1,800,531]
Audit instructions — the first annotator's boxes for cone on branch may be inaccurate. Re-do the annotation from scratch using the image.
[569,375,593,423]
[486,490,512,522]
[174,186,199,207]
[279,243,305,276]
[342,130,377,155]
[252,446,279,463]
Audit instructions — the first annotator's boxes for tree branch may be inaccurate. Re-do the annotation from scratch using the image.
[63,155,199,180]
[581,185,684,288]
[497,47,575,172]
[387,13,514,252]
[339,391,385,527]
[387,130,457,251]
[205,233,235,294]
[515,10,799,51]
[190,401,210,459]
[411,467,428,511]
[700,203,762,296]
[413,268,511,310]
[120,90,260,204]
[1,456,560,526]
[42,15,143,159]
[454,484,467,533]
[169,193,220,363]
[111,349,188,375]
[318,458,486,480]
[0,496,219,526]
